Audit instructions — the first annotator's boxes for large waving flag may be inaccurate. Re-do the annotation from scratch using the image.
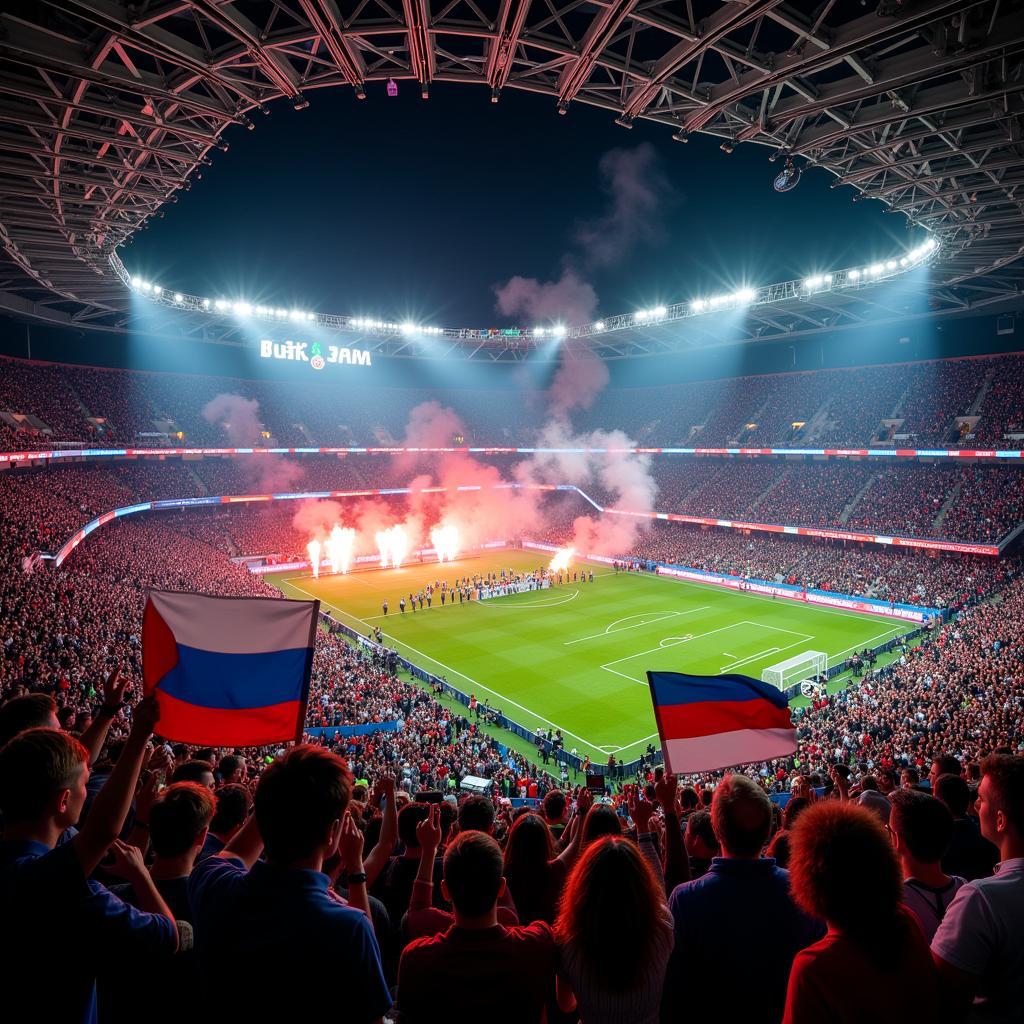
[143,590,319,746]
[646,671,796,774]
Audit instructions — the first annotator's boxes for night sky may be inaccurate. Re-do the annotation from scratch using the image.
[125,82,917,329]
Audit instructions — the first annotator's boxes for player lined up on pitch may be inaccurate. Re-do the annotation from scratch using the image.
[386,565,596,614]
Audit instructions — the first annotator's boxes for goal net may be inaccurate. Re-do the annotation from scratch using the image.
[761,651,828,696]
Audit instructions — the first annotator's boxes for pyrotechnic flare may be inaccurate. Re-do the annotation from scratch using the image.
[326,525,355,574]
[307,538,322,579]
[390,525,409,568]
[430,524,460,563]
[549,547,575,573]
[376,525,410,568]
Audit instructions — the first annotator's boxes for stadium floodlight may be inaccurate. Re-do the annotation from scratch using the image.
[214,298,227,311]
[653,305,667,318]
[534,327,546,336]
[174,292,183,303]
[131,276,143,289]
[233,300,251,316]
[885,259,897,270]
[869,263,884,277]
[635,309,650,321]
[690,299,706,313]
[734,287,756,304]
[401,321,417,334]
[306,312,316,322]
[202,298,211,308]
[848,268,860,280]
[140,280,151,292]
[289,309,304,321]
[925,237,937,250]
[552,324,567,338]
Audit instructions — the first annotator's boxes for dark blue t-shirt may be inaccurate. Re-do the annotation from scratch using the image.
[663,857,824,1024]
[190,856,391,1021]
[0,838,177,1024]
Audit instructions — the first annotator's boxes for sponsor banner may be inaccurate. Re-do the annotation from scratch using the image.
[5,444,1024,464]
[479,578,551,600]
[152,497,220,509]
[656,564,935,622]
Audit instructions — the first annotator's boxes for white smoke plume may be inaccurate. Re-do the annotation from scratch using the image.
[575,142,672,267]
[202,392,304,493]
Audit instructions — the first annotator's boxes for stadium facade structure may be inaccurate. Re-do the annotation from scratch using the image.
[1,1,1024,358]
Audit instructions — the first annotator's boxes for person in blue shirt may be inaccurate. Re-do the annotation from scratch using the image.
[0,696,178,1024]
[190,744,392,1022]
[661,774,824,1024]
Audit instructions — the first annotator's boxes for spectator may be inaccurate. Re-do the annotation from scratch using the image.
[682,808,719,877]
[931,754,1024,1024]
[197,783,251,862]
[170,760,216,789]
[766,795,811,870]
[398,830,557,1023]
[889,788,966,941]
[0,700,178,1024]
[503,811,569,926]
[662,774,823,1024]
[217,753,247,785]
[784,801,940,1024]
[554,836,673,1024]
[457,793,495,835]
[189,745,390,1021]
[373,801,431,924]
[542,789,568,841]
[102,782,214,1023]
[935,774,1000,881]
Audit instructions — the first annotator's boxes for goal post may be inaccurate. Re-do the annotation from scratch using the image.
[761,651,828,697]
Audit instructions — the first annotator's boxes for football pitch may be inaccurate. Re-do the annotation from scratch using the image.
[267,550,907,765]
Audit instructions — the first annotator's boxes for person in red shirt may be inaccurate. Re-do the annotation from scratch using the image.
[783,801,940,1024]
[397,829,556,1023]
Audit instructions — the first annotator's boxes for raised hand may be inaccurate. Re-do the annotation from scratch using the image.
[129,696,160,740]
[338,812,365,873]
[628,792,655,834]
[575,787,594,817]
[415,803,442,853]
[107,839,148,881]
[655,772,678,813]
[134,770,162,823]
[102,662,129,707]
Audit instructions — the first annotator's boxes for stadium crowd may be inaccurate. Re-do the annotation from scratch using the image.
[4,351,1024,450]
[0,480,1022,1022]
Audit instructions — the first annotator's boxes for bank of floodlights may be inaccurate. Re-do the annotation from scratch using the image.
[120,235,938,341]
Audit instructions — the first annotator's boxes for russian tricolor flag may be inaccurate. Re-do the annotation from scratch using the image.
[646,671,796,774]
[143,590,319,746]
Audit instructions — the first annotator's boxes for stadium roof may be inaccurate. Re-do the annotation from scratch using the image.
[1,0,1023,356]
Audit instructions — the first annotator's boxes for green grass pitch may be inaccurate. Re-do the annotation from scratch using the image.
[267,550,906,765]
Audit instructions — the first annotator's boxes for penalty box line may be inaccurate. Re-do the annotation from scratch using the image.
[283,580,616,758]
[600,620,814,686]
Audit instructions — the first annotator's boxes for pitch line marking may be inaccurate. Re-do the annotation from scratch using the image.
[564,606,710,645]
[719,646,784,674]
[282,578,669,760]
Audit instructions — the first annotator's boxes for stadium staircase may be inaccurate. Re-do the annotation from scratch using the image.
[932,481,963,535]
[62,377,99,436]
[968,367,998,419]
[183,464,208,495]
[839,471,882,524]
[803,396,837,444]
[748,467,789,515]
